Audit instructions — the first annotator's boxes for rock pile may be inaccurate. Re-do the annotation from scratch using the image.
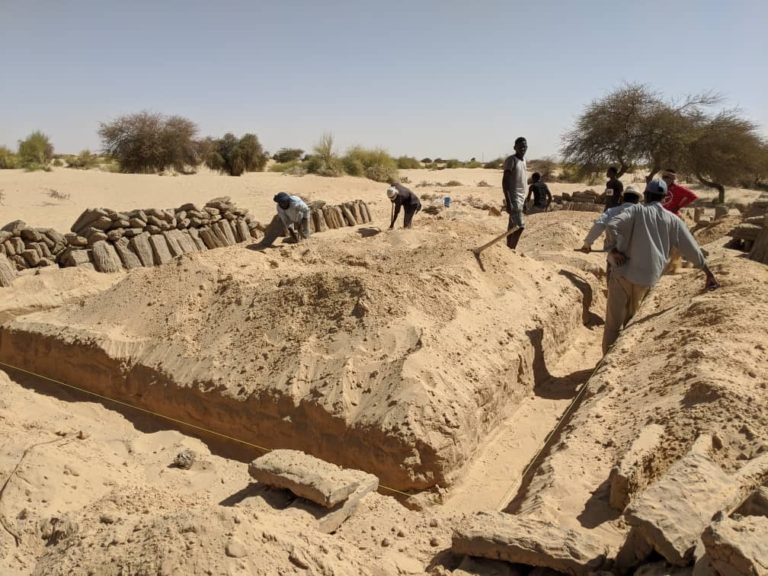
[0,220,68,272]
[728,194,768,262]
[557,190,604,213]
[306,199,373,232]
[62,197,261,273]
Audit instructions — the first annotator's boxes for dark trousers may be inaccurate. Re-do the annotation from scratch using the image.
[403,204,421,228]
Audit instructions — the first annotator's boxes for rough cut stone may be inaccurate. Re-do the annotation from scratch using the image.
[128,217,146,228]
[341,204,356,226]
[129,232,154,267]
[187,227,207,251]
[175,230,198,253]
[0,254,16,287]
[3,240,16,256]
[87,230,109,246]
[92,241,122,273]
[452,512,608,575]
[2,220,29,234]
[199,227,221,249]
[291,476,379,534]
[162,231,184,258]
[60,248,92,268]
[106,229,124,242]
[149,234,173,265]
[21,249,41,267]
[610,424,666,510]
[216,220,236,245]
[702,515,768,576]
[236,220,251,243]
[65,233,88,248]
[735,487,768,517]
[114,237,143,269]
[624,435,758,566]
[20,228,42,242]
[248,449,379,508]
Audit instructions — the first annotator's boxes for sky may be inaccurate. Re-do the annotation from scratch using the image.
[1,0,766,160]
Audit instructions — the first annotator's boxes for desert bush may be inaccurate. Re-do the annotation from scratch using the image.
[342,146,398,182]
[269,160,303,173]
[46,188,70,201]
[67,149,100,169]
[396,156,421,169]
[433,158,444,165]
[0,146,19,169]
[477,180,491,187]
[465,160,483,168]
[99,111,199,174]
[203,133,268,176]
[442,180,462,187]
[445,159,462,169]
[420,158,432,165]
[527,157,558,181]
[304,133,344,177]
[483,157,504,169]
[52,158,64,167]
[416,180,431,187]
[273,148,304,163]
[18,131,54,169]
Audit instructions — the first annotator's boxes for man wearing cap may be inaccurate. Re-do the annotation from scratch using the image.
[601,179,719,353]
[387,183,421,229]
[274,192,311,242]
[660,169,698,217]
[502,137,528,249]
[580,186,641,254]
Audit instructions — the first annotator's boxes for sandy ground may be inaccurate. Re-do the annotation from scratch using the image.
[0,167,766,575]
[0,167,761,233]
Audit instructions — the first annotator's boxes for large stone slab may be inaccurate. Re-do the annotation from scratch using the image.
[114,237,143,270]
[92,241,122,273]
[291,476,378,534]
[702,515,768,576]
[149,234,173,265]
[609,424,666,510]
[248,449,379,508]
[625,436,741,566]
[0,254,16,287]
[452,512,608,575]
[129,232,154,267]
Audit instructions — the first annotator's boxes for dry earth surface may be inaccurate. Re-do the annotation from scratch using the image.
[0,168,766,575]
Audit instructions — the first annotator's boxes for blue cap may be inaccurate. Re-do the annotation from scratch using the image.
[644,179,668,196]
[273,192,290,204]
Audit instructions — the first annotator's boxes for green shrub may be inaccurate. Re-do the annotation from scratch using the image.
[52,158,64,167]
[99,111,199,174]
[305,133,344,177]
[465,160,483,168]
[483,157,504,169]
[528,157,557,181]
[445,159,462,169]
[203,133,268,176]
[442,180,462,187]
[273,148,304,163]
[420,158,432,165]
[397,156,421,169]
[18,131,54,169]
[0,146,19,169]
[269,160,303,173]
[67,149,100,169]
[342,146,398,182]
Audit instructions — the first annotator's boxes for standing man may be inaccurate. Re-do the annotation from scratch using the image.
[274,192,311,242]
[660,169,698,216]
[604,166,625,211]
[580,186,641,253]
[525,172,553,214]
[502,137,528,249]
[601,179,719,353]
[387,183,421,229]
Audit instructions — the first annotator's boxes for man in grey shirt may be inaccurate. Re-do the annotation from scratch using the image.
[502,136,528,249]
[602,179,719,353]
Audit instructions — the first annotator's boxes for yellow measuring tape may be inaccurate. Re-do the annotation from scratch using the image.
[0,359,412,498]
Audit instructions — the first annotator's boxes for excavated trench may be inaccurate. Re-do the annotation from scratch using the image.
[0,225,606,493]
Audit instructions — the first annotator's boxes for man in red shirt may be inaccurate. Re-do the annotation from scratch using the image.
[660,169,698,216]
[660,169,698,273]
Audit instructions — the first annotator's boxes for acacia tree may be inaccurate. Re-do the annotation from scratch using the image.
[99,112,199,173]
[685,110,765,203]
[18,131,54,169]
[561,84,719,180]
[203,133,268,176]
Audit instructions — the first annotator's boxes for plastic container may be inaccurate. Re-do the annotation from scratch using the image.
[443,196,452,208]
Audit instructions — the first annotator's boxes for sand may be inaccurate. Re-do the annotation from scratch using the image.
[1,167,766,575]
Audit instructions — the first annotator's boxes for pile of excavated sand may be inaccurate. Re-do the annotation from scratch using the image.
[0,213,603,491]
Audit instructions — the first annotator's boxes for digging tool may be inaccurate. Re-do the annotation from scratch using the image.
[471,228,521,256]
[573,248,608,253]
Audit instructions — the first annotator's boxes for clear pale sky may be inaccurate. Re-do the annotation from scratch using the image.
[1,0,766,160]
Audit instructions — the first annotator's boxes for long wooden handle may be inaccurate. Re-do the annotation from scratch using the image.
[472,228,519,254]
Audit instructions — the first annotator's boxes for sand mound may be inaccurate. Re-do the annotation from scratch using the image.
[0,216,601,490]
